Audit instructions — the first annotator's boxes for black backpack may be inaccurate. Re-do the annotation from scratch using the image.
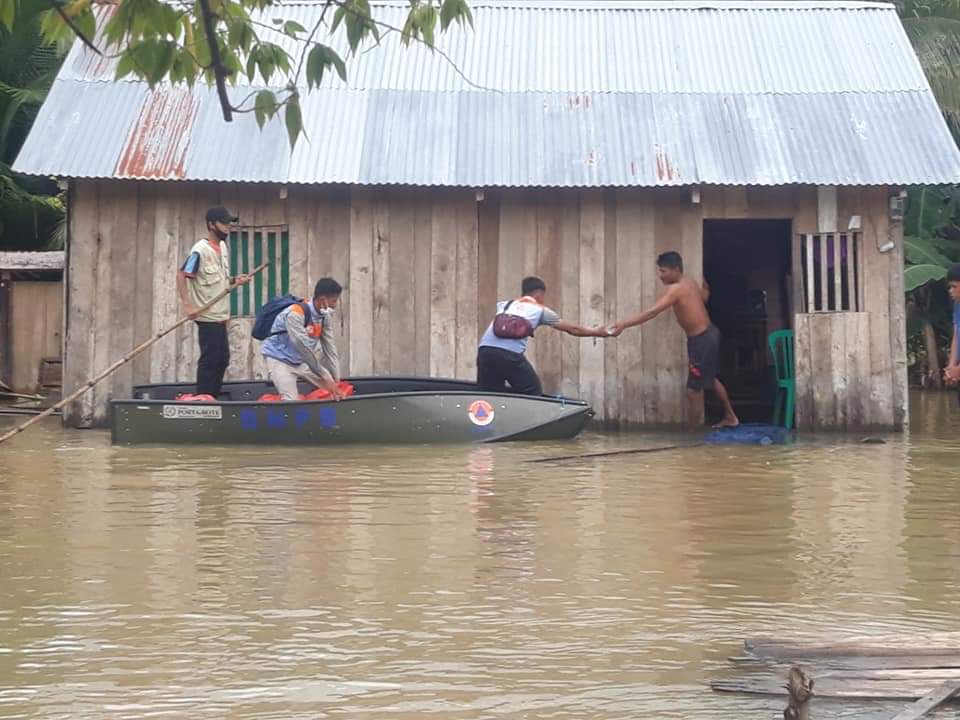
[251,294,312,340]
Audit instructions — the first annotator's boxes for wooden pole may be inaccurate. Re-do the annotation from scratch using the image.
[784,666,814,720]
[0,262,269,445]
[889,680,960,720]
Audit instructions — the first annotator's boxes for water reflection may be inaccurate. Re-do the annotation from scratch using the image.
[0,393,958,718]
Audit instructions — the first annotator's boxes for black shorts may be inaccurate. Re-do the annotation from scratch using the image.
[476,346,543,396]
[686,325,720,392]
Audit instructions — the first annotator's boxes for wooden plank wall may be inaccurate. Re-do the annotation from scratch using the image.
[792,188,901,430]
[8,281,63,393]
[64,180,903,429]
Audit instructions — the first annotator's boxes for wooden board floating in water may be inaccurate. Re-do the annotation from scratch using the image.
[744,634,960,659]
[729,655,960,671]
[891,681,960,720]
[711,676,960,701]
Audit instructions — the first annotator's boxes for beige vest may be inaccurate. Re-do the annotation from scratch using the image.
[187,238,231,322]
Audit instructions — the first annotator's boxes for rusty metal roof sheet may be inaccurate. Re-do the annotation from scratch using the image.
[14,0,960,186]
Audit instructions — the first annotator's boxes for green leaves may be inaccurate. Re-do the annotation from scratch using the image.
[1,0,17,33]
[440,0,473,30]
[244,42,292,84]
[905,264,948,292]
[284,95,302,148]
[905,235,954,267]
[26,0,475,150]
[254,88,275,128]
[332,0,380,54]
[305,44,346,88]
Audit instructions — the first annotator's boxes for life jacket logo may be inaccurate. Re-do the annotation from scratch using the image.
[467,400,495,426]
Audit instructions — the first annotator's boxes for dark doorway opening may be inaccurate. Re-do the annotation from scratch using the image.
[702,219,792,423]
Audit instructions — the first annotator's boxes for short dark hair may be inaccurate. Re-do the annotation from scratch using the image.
[657,251,683,271]
[314,277,343,298]
[522,276,546,295]
[948,263,960,283]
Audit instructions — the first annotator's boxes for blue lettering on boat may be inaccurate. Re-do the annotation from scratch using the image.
[319,407,337,429]
[240,409,257,431]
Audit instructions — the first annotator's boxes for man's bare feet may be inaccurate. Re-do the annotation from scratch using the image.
[712,415,740,429]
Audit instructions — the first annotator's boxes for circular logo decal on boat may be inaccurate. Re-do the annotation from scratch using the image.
[467,400,495,427]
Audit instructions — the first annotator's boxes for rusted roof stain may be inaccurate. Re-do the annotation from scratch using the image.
[115,88,199,179]
[655,146,679,182]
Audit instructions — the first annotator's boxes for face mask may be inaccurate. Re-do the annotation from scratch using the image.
[209,223,228,241]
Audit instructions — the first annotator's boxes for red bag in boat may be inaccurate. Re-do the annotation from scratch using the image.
[302,381,354,401]
[175,393,217,402]
[257,382,354,402]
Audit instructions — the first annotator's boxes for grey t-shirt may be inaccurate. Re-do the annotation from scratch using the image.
[478,299,560,354]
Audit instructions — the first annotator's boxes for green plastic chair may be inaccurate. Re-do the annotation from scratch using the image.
[768,329,796,429]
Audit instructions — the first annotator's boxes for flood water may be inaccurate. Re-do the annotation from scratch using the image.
[0,391,958,719]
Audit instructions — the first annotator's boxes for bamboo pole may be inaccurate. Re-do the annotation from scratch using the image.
[0,262,269,445]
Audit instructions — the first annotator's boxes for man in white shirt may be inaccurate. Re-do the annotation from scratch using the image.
[477,276,609,395]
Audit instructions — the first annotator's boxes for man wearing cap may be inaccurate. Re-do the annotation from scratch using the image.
[176,206,251,398]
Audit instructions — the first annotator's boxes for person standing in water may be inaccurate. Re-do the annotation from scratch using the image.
[609,251,739,429]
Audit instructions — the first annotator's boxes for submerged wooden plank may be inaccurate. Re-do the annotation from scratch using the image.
[746,634,960,659]
[890,681,960,720]
[711,676,959,701]
[730,655,960,672]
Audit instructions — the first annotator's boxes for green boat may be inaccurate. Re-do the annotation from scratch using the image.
[111,377,593,445]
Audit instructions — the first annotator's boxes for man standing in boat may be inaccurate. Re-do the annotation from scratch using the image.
[477,276,610,395]
[261,278,344,401]
[609,251,739,429]
[176,206,251,398]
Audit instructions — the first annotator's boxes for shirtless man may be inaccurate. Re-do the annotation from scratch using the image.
[610,251,739,429]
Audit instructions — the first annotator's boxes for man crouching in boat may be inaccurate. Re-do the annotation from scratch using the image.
[261,278,344,401]
[477,276,610,395]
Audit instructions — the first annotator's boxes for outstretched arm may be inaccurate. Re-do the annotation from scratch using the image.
[553,320,608,338]
[610,286,680,335]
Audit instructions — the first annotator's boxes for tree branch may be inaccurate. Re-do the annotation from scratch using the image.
[328,0,493,92]
[50,1,101,56]
[197,0,233,121]
[295,1,333,86]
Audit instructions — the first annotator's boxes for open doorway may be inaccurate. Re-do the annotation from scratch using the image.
[702,219,792,423]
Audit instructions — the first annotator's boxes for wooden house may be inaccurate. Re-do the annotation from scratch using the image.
[14,0,960,429]
[0,252,64,396]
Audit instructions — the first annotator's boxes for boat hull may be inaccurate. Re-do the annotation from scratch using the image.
[111,377,593,445]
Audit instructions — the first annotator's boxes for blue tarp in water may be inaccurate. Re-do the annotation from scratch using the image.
[703,423,794,445]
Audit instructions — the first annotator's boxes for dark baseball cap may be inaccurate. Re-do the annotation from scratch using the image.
[205,206,239,224]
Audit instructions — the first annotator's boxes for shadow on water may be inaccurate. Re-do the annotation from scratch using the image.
[0,391,958,718]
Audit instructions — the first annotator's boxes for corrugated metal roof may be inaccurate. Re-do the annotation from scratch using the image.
[14,0,960,186]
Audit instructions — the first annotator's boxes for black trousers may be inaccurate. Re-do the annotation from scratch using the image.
[476,346,542,396]
[196,321,230,396]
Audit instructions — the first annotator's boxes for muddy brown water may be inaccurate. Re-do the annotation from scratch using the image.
[0,391,958,719]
